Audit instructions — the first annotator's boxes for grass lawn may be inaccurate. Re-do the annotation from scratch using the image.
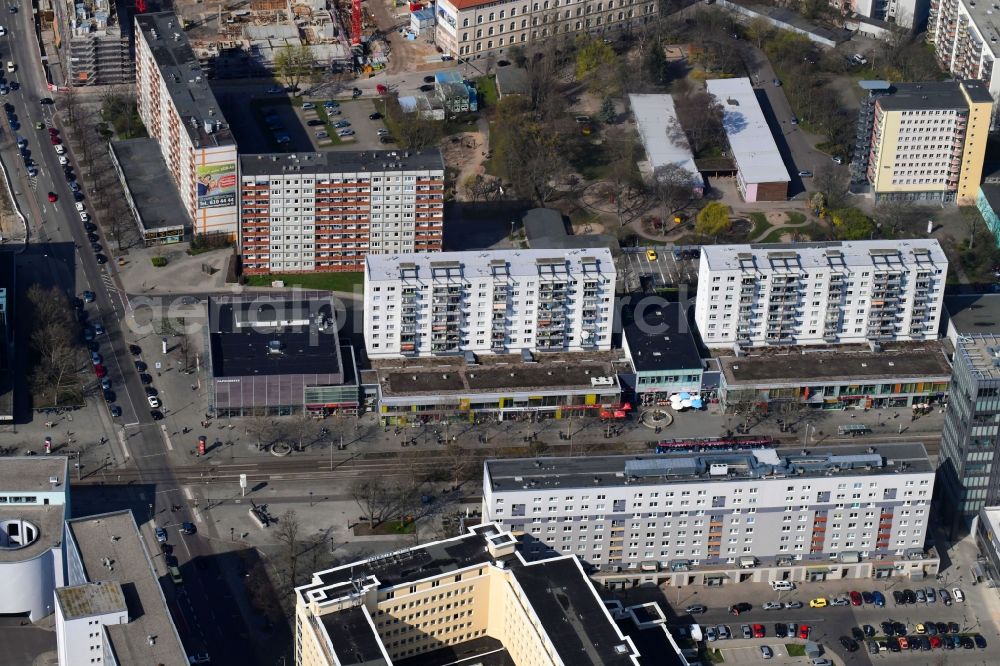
[475,76,498,110]
[787,211,807,225]
[245,272,364,292]
[785,644,806,657]
[749,212,772,239]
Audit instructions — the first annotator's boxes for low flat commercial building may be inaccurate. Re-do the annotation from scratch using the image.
[294,523,640,665]
[239,150,445,275]
[0,457,69,621]
[706,78,790,202]
[109,138,188,245]
[206,295,359,417]
[622,302,704,406]
[372,350,625,425]
[941,293,1000,345]
[629,93,705,194]
[483,443,940,587]
[716,341,952,409]
[695,240,948,348]
[364,248,616,358]
[59,510,187,665]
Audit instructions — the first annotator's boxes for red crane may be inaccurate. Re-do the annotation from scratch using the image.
[351,0,362,46]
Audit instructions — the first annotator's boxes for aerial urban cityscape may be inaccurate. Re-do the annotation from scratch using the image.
[2,0,1000,663]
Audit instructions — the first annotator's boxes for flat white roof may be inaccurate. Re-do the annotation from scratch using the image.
[365,248,615,282]
[705,78,790,185]
[629,94,704,187]
[701,239,947,272]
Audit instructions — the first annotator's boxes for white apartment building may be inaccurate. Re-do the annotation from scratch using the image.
[364,248,616,358]
[483,443,940,586]
[840,0,924,28]
[434,0,657,59]
[240,151,444,275]
[135,12,239,238]
[694,240,947,348]
[928,0,1000,99]
[58,510,187,665]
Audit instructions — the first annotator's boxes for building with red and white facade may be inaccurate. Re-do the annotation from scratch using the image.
[239,151,444,275]
[135,12,239,238]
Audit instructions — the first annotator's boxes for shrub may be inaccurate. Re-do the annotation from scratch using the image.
[151,256,168,267]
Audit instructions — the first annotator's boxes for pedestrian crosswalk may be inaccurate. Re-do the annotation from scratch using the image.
[101,272,116,292]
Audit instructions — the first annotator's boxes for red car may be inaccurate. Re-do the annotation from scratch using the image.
[752,624,765,638]
[48,127,58,136]
[47,192,57,202]
[929,635,942,648]
[50,135,61,145]
[849,590,862,606]
[798,624,810,640]
[94,364,106,378]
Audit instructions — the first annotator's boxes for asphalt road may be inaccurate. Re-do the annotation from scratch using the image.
[0,10,261,665]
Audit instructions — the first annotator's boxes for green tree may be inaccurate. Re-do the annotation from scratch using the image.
[575,36,616,80]
[746,17,773,49]
[695,202,731,237]
[644,41,669,85]
[273,44,315,93]
[830,208,874,240]
[598,96,615,123]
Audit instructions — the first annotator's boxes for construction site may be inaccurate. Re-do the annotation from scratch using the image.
[176,0,395,79]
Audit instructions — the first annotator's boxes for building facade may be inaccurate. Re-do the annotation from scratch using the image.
[939,335,1000,526]
[53,0,134,86]
[838,0,926,28]
[706,78,790,203]
[694,240,948,348]
[240,151,444,275]
[135,12,239,238]
[621,301,704,406]
[0,458,68,622]
[433,0,657,59]
[482,443,940,586]
[858,80,991,204]
[364,248,616,358]
[928,0,1000,101]
[294,524,640,666]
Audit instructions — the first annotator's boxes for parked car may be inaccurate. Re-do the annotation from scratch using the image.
[741,624,752,639]
[849,591,862,606]
[110,405,122,417]
[799,625,810,640]
[872,591,885,607]
[752,624,765,638]
[762,601,782,611]
[307,119,325,126]
[705,627,717,642]
[684,604,707,614]
[154,527,167,543]
[809,598,828,608]
[301,102,315,109]
[760,645,773,659]
[784,601,803,609]
[181,522,196,535]
[147,395,160,408]
[729,603,752,615]
[952,587,965,602]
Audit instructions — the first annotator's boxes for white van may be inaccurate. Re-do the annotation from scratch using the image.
[769,580,795,591]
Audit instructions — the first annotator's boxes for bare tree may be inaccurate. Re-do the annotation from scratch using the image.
[961,206,983,250]
[274,510,301,588]
[671,90,725,158]
[651,164,697,217]
[351,477,392,527]
[287,413,318,452]
[814,163,850,210]
[443,441,476,490]
[26,285,82,406]
[245,408,276,451]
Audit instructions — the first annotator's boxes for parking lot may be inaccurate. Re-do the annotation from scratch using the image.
[293,98,394,151]
[620,246,700,289]
[669,577,999,665]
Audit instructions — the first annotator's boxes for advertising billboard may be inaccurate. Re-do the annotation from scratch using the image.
[196,162,237,209]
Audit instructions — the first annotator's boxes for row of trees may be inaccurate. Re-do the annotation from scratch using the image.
[26,285,83,407]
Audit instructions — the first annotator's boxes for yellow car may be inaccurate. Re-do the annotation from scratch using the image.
[915,623,926,634]
[809,598,828,608]
[646,249,658,261]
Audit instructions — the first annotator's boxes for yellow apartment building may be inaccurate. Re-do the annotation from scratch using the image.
[294,524,640,666]
[862,79,992,204]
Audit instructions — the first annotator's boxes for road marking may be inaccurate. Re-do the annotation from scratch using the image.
[270,475,284,480]
[123,421,139,427]
[183,486,193,500]
[160,424,174,451]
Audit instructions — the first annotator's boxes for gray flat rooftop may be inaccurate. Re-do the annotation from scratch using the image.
[321,605,388,666]
[66,511,187,665]
[719,341,951,385]
[109,138,189,232]
[365,247,614,283]
[944,294,1000,336]
[0,504,66,563]
[298,525,637,666]
[956,334,1000,379]
[623,302,702,373]
[373,351,621,397]
[240,149,444,176]
[398,637,513,666]
[701,239,946,273]
[0,456,67,492]
[208,296,344,378]
[55,581,126,621]
[135,12,234,148]
[877,80,992,110]
[485,442,933,492]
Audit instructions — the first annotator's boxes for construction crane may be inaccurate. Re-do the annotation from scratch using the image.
[351,0,362,47]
